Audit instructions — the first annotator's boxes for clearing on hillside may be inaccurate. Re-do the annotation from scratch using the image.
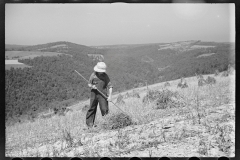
[5,64,32,70]
[197,53,216,58]
[5,51,71,60]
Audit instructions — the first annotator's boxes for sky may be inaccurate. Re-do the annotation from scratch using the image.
[5,3,235,46]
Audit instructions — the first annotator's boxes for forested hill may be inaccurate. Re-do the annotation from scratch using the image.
[5,41,235,125]
[5,44,30,49]
[5,41,102,125]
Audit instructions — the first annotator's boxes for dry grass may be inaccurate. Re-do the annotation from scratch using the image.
[6,71,235,157]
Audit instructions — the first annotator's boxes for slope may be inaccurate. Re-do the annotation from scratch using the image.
[6,70,235,157]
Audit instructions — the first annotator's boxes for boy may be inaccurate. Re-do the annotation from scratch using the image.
[86,62,113,128]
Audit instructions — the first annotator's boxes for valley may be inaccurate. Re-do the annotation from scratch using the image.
[5,40,235,127]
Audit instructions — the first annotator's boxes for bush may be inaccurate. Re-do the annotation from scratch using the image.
[198,74,203,79]
[116,94,124,104]
[222,71,229,77]
[142,90,161,104]
[124,92,130,98]
[227,64,234,75]
[198,78,207,87]
[81,104,89,112]
[129,90,140,98]
[214,70,219,76]
[101,112,134,130]
[53,106,66,116]
[205,76,216,85]
[49,101,66,115]
[178,82,188,88]
[142,89,186,109]
[164,82,170,87]
[116,94,125,104]
[155,89,185,109]
[177,78,188,88]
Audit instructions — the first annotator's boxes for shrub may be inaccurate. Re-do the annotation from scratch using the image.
[129,90,140,98]
[177,78,188,88]
[177,82,188,88]
[227,64,234,75]
[49,101,66,115]
[142,89,186,109]
[65,107,73,113]
[53,106,66,116]
[205,76,216,85]
[81,104,89,112]
[214,70,219,76]
[116,94,123,102]
[101,112,134,130]
[142,90,161,104]
[62,128,73,147]
[155,89,185,109]
[196,73,203,79]
[116,94,125,105]
[222,71,229,77]
[164,82,170,87]
[123,91,140,99]
[138,83,144,87]
[198,78,207,87]
[124,92,130,99]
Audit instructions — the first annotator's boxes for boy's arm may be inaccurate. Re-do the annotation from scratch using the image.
[88,73,96,89]
[107,81,113,101]
[107,87,113,101]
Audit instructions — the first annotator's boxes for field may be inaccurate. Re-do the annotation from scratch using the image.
[191,45,215,49]
[5,64,32,70]
[197,53,216,58]
[6,70,235,157]
[5,51,70,60]
[5,60,32,70]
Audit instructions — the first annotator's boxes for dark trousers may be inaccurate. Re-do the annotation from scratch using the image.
[86,90,109,127]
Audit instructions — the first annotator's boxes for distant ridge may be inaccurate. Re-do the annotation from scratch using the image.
[5,44,30,49]
[90,42,167,49]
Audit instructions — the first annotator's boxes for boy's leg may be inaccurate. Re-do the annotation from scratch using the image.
[98,94,109,116]
[86,91,98,127]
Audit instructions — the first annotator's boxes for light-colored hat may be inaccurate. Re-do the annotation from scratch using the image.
[94,62,107,72]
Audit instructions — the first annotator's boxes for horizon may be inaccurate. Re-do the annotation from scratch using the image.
[6,39,235,47]
[6,4,235,46]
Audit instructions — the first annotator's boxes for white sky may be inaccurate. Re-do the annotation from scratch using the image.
[5,3,235,46]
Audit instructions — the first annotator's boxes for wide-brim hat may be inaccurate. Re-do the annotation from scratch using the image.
[94,62,107,72]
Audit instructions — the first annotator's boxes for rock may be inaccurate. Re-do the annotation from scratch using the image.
[162,125,172,129]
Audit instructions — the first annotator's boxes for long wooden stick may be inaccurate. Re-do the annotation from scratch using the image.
[74,70,128,114]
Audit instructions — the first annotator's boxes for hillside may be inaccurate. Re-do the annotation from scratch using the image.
[5,40,235,125]
[6,70,235,157]
[5,51,72,61]
[5,41,98,125]
[102,41,234,91]
[5,44,29,50]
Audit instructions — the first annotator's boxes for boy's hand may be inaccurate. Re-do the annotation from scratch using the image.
[88,84,97,89]
[91,85,97,89]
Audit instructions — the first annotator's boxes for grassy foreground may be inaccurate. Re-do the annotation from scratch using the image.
[6,71,235,157]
